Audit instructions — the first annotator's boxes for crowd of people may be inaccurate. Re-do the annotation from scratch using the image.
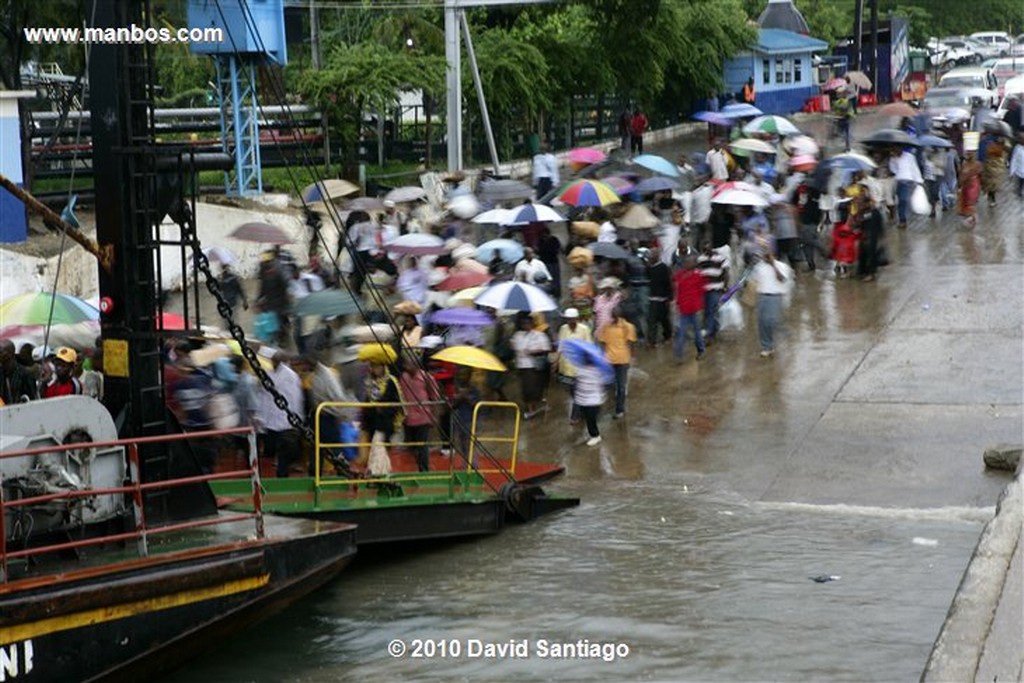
[5,91,1021,468]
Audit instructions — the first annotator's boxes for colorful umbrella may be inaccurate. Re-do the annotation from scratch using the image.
[431,345,506,373]
[291,289,360,317]
[436,271,492,291]
[429,308,493,327]
[568,147,606,165]
[692,111,734,126]
[721,103,763,118]
[229,222,293,245]
[386,233,447,255]
[474,282,557,312]
[504,203,564,225]
[0,292,99,327]
[822,77,848,91]
[743,115,801,137]
[302,179,360,203]
[632,154,680,177]
[385,186,428,203]
[476,239,525,263]
[556,179,621,207]
[559,338,614,382]
[788,154,818,171]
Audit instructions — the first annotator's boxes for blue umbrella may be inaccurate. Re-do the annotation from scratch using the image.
[476,239,524,263]
[916,134,953,149]
[429,307,494,327]
[632,154,680,177]
[559,339,614,382]
[634,176,680,194]
[692,111,734,126]
[722,103,763,118]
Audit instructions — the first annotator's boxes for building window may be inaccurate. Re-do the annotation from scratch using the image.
[775,58,784,84]
[763,59,771,84]
[794,58,802,83]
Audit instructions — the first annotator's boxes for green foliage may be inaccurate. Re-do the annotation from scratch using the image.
[0,0,83,89]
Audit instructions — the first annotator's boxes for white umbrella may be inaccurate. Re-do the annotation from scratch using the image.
[730,138,776,155]
[503,203,565,225]
[474,281,557,312]
[385,186,428,203]
[203,246,237,266]
[386,233,447,255]
[782,135,820,156]
[472,208,515,224]
[742,115,801,137]
[711,189,769,207]
[447,194,481,218]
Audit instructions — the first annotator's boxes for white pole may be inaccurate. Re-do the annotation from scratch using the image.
[444,2,462,171]
[460,11,500,174]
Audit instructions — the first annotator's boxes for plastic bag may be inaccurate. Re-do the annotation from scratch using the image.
[367,431,392,475]
[910,184,930,215]
[253,312,279,342]
[717,297,744,331]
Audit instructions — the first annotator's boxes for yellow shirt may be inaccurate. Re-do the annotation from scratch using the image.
[597,320,636,365]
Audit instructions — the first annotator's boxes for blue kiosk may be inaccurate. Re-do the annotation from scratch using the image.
[0,91,36,243]
[187,0,287,196]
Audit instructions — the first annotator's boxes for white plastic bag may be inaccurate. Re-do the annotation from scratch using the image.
[910,184,930,215]
[367,431,392,475]
[717,297,744,331]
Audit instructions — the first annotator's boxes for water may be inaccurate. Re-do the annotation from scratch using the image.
[169,481,987,682]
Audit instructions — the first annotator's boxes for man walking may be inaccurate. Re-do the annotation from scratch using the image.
[597,307,636,419]
[630,108,648,156]
[696,241,729,344]
[532,142,559,198]
[673,256,707,362]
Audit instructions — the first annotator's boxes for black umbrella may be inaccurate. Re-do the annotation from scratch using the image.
[860,129,919,147]
[586,241,631,260]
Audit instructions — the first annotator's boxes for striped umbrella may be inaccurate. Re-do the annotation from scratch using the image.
[504,203,564,225]
[742,115,801,136]
[555,179,621,207]
[0,292,99,327]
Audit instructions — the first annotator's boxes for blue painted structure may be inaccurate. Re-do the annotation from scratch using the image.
[834,17,910,103]
[0,91,35,243]
[187,0,287,196]
[724,29,829,115]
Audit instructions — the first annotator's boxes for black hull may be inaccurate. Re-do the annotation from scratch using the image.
[0,519,356,683]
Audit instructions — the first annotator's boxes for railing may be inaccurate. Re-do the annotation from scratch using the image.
[0,427,262,584]
[312,400,522,504]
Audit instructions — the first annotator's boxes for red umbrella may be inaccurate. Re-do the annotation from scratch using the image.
[436,271,492,291]
[229,222,293,245]
[822,77,847,91]
[567,147,606,165]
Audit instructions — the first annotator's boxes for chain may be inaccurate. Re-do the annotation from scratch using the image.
[187,231,354,478]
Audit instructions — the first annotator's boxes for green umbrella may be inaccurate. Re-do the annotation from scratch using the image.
[0,291,99,327]
[291,289,361,317]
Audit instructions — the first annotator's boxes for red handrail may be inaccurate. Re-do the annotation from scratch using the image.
[1,427,264,582]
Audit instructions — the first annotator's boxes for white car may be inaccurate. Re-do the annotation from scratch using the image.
[970,31,1013,58]
[927,37,982,69]
[1011,35,1024,57]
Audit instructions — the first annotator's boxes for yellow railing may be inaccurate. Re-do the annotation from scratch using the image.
[468,401,521,476]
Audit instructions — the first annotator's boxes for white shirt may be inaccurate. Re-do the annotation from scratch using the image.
[706,149,729,181]
[255,363,304,432]
[1010,145,1024,179]
[690,183,713,225]
[889,152,923,183]
[353,221,380,252]
[572,364,606,407]
[514,258,551,284]
[751,259,793,296]
[597,221,618,243]
[532,152,560,185]
[511,330,551,370]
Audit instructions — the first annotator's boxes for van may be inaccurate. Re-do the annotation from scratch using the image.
[995,75,1024,118]
[970,32,1013,58]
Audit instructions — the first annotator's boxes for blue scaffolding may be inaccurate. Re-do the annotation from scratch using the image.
[214,55,262,196]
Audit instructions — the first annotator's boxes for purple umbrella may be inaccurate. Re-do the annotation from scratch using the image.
[429,307,494,327]
[693,111,735,126]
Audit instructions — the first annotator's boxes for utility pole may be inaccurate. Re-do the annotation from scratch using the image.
[852,0,864,71]
[869,0,879,97]
[309,0,330,170]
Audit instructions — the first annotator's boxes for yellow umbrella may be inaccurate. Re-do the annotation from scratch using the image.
[432,345,506,372]
[448,286,486,306]
[357,343,397,365]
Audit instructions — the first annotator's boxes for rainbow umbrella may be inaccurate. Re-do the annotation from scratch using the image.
[555,179,621,207]
[0,292,99,327]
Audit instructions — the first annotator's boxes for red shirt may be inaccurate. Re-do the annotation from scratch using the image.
[630,113,648,136]
[674,269,707,315]
[42,377,81,399]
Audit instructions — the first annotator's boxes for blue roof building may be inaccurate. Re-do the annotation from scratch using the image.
[724,28,829,115]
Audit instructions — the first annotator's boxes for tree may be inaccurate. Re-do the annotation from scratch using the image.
[296,42,444,174]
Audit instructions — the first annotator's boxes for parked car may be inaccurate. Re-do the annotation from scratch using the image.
[995,75,1024,119]
[1011,35,1024,57]
[970,31,1013,58]
[927,37,982,69]
[991,57,1024,96]
[938,66,998,94]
